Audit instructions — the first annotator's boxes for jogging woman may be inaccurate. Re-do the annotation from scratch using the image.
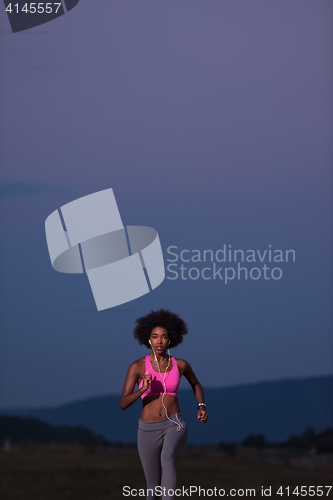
[120,309,208,500]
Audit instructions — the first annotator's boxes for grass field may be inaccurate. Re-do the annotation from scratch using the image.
[0,445,332,500]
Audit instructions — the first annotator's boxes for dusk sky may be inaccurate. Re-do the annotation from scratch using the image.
[0,0,332,409]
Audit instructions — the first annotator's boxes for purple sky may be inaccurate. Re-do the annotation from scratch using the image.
[0,0,332,408]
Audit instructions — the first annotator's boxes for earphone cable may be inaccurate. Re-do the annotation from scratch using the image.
[151,346,183,431]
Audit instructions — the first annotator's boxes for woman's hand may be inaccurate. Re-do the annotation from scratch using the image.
[141,370,152,392]
[178,359,208,423]
[120,361,150,410]
[197,408,208,423]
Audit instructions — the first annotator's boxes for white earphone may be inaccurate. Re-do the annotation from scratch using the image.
[148,338,183,431]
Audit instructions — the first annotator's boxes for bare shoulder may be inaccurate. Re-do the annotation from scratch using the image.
[127,357,146,374]
[175,357,199,386]
[174,357,191,375]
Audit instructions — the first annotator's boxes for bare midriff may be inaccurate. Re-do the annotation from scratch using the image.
[140,394,181,421]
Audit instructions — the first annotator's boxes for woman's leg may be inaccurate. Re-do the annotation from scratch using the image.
[160,418,188,499]
[137,427,163,499]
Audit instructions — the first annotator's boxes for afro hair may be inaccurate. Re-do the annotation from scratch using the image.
[134,309,188,349]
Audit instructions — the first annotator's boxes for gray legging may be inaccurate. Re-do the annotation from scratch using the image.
[137,413,188,500]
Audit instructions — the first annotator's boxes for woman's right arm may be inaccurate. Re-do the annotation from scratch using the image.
[119,361,151,410]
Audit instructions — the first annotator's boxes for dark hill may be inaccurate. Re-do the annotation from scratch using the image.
[1,375,332,445]
[0,414,111,446]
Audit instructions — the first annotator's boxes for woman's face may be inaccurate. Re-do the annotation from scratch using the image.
[149,327,169,354]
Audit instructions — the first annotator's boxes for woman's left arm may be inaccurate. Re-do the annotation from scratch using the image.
[178,359,208,423]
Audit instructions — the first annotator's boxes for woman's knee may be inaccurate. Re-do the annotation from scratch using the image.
[160,447,176,464]
[162,432,187,462]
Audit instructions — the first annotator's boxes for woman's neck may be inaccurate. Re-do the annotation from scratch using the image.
[150,351,169,364]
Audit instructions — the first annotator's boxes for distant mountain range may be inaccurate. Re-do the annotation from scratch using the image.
[1,375,332,445]
[0,414,110,446]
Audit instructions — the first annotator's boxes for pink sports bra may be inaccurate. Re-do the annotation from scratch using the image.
[139,355,181,399]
